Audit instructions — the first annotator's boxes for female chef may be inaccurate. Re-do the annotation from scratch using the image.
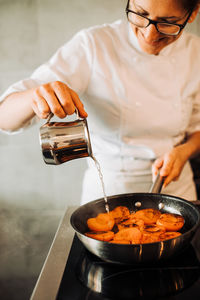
[0,0,200,203]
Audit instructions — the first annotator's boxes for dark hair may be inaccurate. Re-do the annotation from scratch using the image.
[179,0,200,11]
[127,0,200,11]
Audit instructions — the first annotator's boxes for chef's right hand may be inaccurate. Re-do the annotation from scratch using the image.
[30,81,88,119]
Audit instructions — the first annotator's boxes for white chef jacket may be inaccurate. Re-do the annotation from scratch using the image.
[1,20,200,202]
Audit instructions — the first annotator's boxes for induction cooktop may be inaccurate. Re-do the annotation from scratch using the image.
[57,227,200,300]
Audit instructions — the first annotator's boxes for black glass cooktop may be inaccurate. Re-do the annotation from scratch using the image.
[57,223,200,300]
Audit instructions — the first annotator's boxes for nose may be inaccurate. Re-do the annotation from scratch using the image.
[142,24,161,43]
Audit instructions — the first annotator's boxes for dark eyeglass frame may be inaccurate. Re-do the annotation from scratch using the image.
[125,2,192,36]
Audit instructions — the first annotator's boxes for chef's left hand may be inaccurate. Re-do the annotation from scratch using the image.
[152,145,189,188]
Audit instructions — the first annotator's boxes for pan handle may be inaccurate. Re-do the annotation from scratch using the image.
[149,170,164,194]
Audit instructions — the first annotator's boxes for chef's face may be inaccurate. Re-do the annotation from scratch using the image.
[128,0,199,55]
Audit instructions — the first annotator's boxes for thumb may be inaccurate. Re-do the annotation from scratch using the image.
[152,157,163,181]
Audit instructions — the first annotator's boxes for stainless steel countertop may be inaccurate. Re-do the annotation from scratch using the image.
[30,206,78,300]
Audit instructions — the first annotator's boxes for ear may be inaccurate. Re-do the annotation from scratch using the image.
[188,4,200,23]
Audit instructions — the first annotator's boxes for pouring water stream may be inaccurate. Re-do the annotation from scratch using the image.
[91,155,109,213]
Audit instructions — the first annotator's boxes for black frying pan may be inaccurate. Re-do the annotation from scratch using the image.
[70,175,200,264]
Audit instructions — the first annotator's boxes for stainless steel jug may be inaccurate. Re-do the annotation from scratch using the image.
[39,111,93,165]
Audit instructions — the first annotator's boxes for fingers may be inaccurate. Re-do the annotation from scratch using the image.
[32,92,51,119]
[162,160,182,188]
[40,84,66,118]
[69,88,88,118]
[159,153,174,178]
[52,82,75,116]
[31,81,87,119]
[158,154,174,188]
[154,150,186,188]
[152,157,163,181]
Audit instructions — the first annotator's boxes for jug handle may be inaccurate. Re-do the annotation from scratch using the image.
[46,108,80,123]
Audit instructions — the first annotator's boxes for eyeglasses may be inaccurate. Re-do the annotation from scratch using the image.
[126,5,192,36]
